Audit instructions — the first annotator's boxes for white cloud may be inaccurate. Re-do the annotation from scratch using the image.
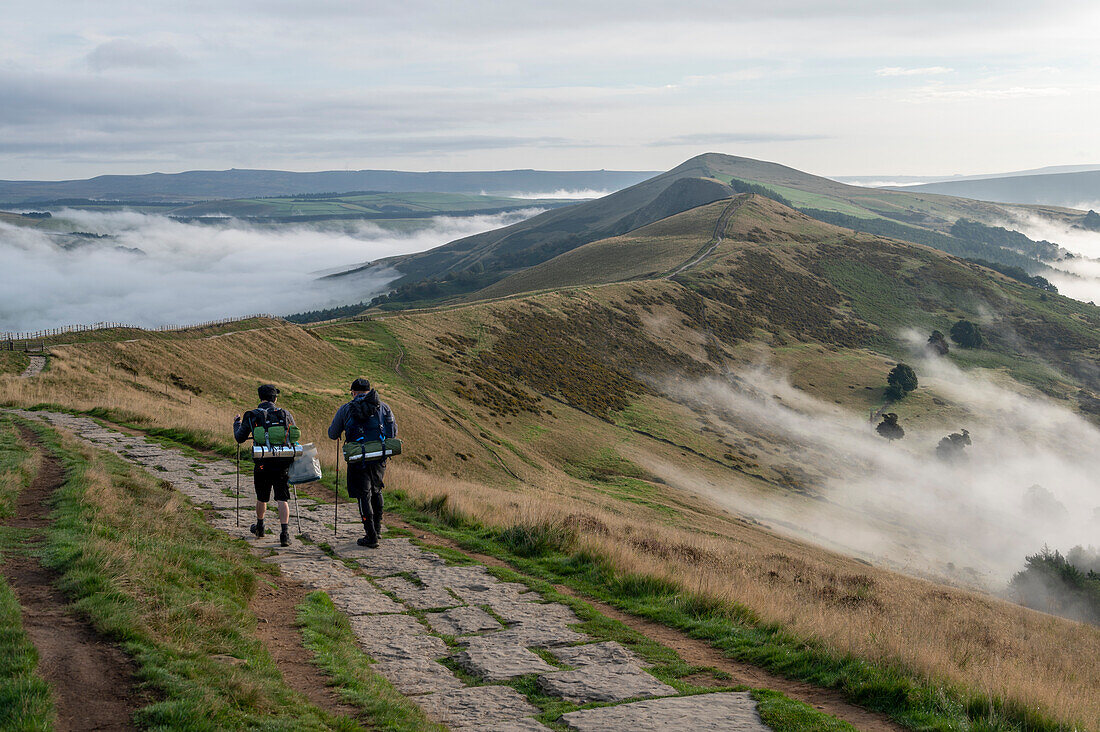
[86,39,187,71]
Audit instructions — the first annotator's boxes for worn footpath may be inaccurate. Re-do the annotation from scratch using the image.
[11,409,771,731]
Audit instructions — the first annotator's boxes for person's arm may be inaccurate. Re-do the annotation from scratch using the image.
[233,411,252,444]
[382,404,397,438]
[283,409,296,426]
[327,404,346,440]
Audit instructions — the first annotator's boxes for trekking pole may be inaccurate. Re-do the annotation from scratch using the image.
[235,443,240,527]
[292,483,302,534]
[334,438,340,539]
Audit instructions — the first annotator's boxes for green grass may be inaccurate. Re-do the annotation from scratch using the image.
[296,591,446,732]
[0,351,30,375]
[25,418,367,730]
[0,417,54,731]
[387,494,1071,732]
[753,689,859,731]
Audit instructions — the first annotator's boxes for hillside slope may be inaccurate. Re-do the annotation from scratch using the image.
[892,169,1100,207]
[0,168,657,203]
[351,153,1083,308]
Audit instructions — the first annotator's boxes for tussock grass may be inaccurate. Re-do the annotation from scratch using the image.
[30,420,367,730]
[387,465,1095,730]
[296,591,446,732]
[0,418,53,731]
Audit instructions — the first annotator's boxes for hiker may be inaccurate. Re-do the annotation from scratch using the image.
[234,384,297,547]
[329,378,398,548]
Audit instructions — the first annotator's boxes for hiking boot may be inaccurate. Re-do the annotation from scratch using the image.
[357,536,378,548]
[249,522,265,538]
[279,527,290,547]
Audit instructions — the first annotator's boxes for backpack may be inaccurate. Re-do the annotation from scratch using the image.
[342,399,401,463]
[251,407,302,459]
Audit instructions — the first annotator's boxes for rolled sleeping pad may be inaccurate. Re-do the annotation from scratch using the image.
[252,443,304,459]
[342,437,402,463]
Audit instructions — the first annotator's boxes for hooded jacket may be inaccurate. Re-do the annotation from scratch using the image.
[328,389,397,441]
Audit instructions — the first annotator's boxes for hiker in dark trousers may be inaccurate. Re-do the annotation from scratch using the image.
[234,384,297,547]
[328,378,397,548]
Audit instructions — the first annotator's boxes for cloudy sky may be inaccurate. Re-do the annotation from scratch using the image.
[3,1,1099,180]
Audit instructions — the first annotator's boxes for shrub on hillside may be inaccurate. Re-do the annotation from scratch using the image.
[875,413,904,440]
[885,363,918,400]
[949,319,984,348]
[927,330,949,356]
[1008,546,1100,626]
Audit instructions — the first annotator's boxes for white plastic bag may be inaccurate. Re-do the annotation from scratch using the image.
[288,442,323,484]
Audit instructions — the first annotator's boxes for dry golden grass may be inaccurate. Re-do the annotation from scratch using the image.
[389,462,1100,730]
[3,319,1098,729]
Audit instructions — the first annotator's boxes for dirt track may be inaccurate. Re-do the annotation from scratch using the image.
[3,426,140,731]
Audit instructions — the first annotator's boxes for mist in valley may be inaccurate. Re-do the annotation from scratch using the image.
[646,350,1099,595]
[0,208,543,333]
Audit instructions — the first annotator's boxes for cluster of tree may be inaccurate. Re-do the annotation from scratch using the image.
[370,266,502,308]
[927,330,949,355]
[885,362,918,400]
[950,218,1060,260]
[935,429,971,461]
[19,211,51,218]
[799,209,1046,273]
[727,178,795,208]
[1082,210,1100,231]
[1009,546,1100,626]
[969,259,1058,293]
[875,413,904,440]
[284,301,371,324]
[949,319,983,348]
[254,190,382,200]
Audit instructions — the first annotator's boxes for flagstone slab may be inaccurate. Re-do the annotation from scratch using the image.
[453,636,556,681]
[376,575,462,610]
[328,583,404,615]
[417,685,539,727]
[538,663,675,704]
[373,657,466,695]
[424,606,502,636]
[550,641,650,668]
[558,692,768,731]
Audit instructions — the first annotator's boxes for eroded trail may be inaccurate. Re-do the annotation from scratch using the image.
[3,426,140,732]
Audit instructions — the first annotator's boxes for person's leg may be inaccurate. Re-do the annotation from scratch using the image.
[368,462,385,537]
[252,461,272,537]
[348,463,377,546]
[273,460,293,546]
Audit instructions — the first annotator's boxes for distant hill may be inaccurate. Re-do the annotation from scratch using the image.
[890,170,1100,207]
[339,153,1077,306]
[835,163,1100,187]
[0,168,658,204]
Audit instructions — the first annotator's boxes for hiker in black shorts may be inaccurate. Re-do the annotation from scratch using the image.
[234,384,297,546]
[328,378,397,548]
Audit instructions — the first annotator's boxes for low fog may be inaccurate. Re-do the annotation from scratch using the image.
[649,351,1100,588]
[0,209,542,332]
[506,189,612,200]
[1003,213,1100,304]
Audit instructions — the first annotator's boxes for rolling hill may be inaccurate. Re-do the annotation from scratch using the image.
[4,185,1100,727]
[0,168,657,204]
[342,153,1084,307]
[890,169,1100,207]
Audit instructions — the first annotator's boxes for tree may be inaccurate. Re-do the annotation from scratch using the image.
[927,330,949,356]
[885,363,918,400]
[1083,210,1100,231]
[949,319,983,348]
[876,413,905,440]
[936,429,971,462]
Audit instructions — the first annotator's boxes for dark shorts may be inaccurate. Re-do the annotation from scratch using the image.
[254,457,293,503]
[346,459,385,499]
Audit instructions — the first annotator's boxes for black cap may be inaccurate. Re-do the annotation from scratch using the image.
[350,378,371,392]
[258,384,279,401]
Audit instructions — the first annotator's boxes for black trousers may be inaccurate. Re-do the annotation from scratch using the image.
[348,460,385,541]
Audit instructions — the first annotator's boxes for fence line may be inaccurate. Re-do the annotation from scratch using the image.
[1,314,281,343]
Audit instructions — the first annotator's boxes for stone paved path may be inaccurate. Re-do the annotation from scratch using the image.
[19,355,46,378]
[10,409,771,731]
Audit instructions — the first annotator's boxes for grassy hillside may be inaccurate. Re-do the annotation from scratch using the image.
[358,153,1080,308]
[4,225,1100,726]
